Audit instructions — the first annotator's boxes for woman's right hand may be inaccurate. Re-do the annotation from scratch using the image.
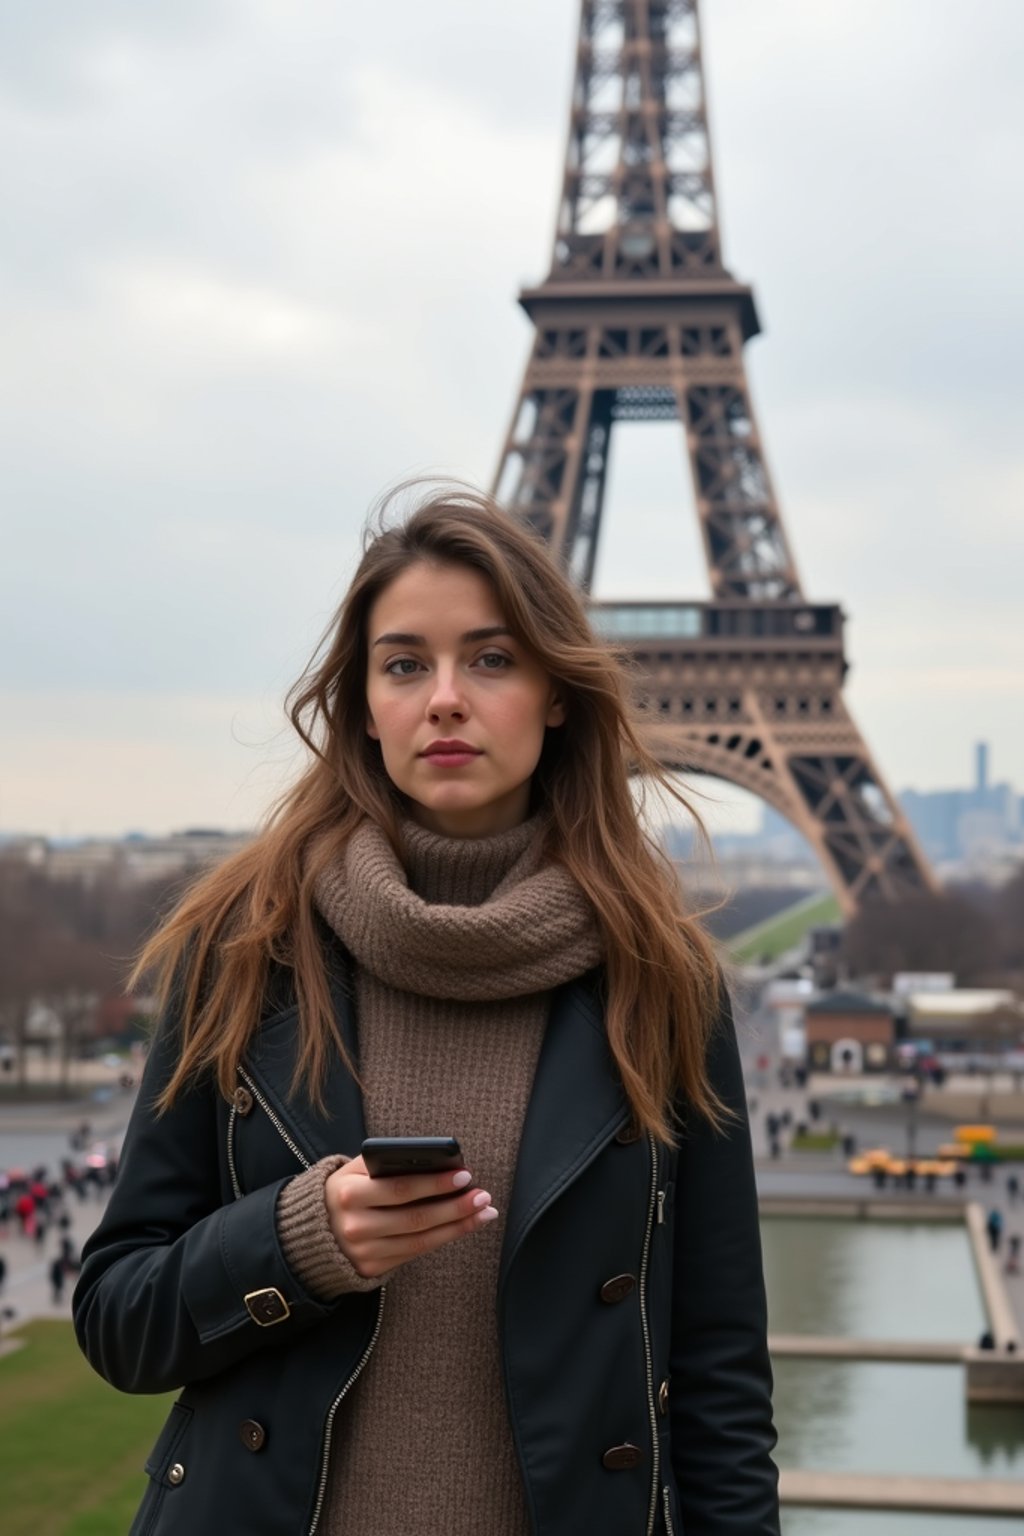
[323,1157,498,1278]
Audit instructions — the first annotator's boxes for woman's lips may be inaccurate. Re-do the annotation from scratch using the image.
[421,750,482,767]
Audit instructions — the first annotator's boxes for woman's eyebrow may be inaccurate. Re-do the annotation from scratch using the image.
[372,626,513,647]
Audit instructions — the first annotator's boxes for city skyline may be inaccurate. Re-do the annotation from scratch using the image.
[3,0,1023,836]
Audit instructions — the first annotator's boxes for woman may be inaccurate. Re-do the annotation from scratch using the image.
[73,484,779,1536]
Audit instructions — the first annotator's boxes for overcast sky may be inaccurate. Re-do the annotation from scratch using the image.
[2,0,1022,838]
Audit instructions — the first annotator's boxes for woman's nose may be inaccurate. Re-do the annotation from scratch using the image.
[426,669,466,712]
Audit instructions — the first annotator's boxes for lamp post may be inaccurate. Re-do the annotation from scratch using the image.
[902,1077,920,1161]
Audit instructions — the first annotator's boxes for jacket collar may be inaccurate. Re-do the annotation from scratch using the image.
[499,968,628,1287]
[244,949,367,1163]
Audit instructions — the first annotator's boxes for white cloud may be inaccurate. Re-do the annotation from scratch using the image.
[110,263,341,362]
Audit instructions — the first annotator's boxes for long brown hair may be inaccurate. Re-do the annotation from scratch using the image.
[136,482,728,1140]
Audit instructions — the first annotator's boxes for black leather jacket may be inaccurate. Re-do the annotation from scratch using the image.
[73,948,779,1536]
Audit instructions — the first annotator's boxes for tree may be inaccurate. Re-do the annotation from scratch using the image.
[840,888,1001,985]
[0,853,179,1094]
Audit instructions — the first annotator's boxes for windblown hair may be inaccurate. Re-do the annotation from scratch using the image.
[137,482,729,1141]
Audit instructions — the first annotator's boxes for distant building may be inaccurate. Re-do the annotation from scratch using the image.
[6,828,254,887]
[891,972,956,998]
[804,989,896,1074]
[902,989,1022,1056]
[899,741,1021,871]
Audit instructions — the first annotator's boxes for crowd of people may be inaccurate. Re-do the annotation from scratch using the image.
[0,1123,119,1313]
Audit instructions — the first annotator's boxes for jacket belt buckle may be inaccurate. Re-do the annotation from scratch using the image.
[244,1287,291,1326]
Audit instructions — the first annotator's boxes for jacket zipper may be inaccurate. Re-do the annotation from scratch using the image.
[662,1484,676,1536]
[233,1066,388,1535]
[226,1101,242,1200]
[307,1287,387,1535]
[236,1066,312,1170]
[640,1133,661,1536]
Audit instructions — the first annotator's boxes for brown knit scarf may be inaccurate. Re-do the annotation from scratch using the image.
[282,809,604,1536]
[313,808,604,999]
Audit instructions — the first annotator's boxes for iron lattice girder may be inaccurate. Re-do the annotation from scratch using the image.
[498,298,799,600]
[492,0,937,913]
[588,601,932,914]
[562,0,717,268]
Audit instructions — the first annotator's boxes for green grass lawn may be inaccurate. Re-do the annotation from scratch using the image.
[789,1130,841,1152]
[729,890,842,965]
[0,1320,174,1536]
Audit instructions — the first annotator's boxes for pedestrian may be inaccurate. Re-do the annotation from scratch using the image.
[1006,1234,1021,1277]
[14,1192,35,1239]
[0,1253,6,1295]
[50,1255,66,1306]
[986,1207,1004,1253]
[1007,1173,1020,1204]
[72,486,780,1536]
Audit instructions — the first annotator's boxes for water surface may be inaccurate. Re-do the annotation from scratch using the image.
[761,1218,986,1341]
[761,1217,1020,1534]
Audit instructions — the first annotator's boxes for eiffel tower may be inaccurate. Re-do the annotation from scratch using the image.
[492,0,935,916]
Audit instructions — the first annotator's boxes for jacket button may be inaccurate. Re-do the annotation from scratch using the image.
[233,1086,254,1116]
[601,1443,644,1471]
[599,1273,637,1304]
[240,1419,266,1452]
[615,1119,642,1144]
[658,1378,670,1415]
[167,1462,186,1485]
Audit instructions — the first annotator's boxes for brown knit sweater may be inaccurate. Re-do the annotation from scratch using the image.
[275,809,603,1536]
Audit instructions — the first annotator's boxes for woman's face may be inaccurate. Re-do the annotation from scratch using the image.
[365,560,565,837]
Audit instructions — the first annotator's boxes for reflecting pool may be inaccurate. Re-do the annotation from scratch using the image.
[761,1217,986,1341]
[760,1218,1022,1535]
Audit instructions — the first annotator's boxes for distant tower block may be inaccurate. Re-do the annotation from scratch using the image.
[493,0,936,916]
[976,742,989,794]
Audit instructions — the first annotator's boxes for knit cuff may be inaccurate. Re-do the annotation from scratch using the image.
[276,1155,384,1301]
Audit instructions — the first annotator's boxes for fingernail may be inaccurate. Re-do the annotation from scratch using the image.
[472,1190,492,1209]
[478,1207,499,1223]
[452,1170,472,1188]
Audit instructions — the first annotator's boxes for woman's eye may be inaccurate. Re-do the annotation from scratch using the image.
[384,658,421,676]
[477,652,511,669]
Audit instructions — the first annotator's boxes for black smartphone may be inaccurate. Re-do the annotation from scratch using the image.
[361,1136,464,1179]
